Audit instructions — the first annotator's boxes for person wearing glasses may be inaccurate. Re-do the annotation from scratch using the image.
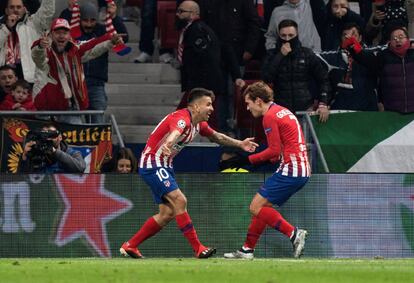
[343,24,414,113]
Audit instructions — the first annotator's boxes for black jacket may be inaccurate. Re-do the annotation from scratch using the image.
[262,40,331,112]
[181,19,224,94]
[320,50,378,111]
[197,0,261,64]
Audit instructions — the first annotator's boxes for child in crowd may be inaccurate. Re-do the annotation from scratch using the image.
[0,80,36,111]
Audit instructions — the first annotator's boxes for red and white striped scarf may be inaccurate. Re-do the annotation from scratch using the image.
[177,22,192,64]
[69,0,82,39]
[51,47,87,109]
[6,32,20,65]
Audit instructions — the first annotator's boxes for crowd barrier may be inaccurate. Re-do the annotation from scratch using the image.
[1,173,413,258]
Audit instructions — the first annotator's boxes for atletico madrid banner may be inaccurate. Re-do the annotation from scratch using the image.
[0,117,113,173]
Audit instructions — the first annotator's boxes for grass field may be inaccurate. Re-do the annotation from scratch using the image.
[1,258,414,283]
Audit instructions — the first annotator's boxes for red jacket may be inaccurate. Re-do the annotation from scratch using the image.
[0,93,36,111]
[31,33,112,111]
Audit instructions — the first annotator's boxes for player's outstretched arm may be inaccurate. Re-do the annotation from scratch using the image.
[160,130,181,156]
[208,132,258,152]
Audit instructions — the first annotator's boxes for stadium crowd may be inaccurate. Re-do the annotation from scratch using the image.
[1,0,413,261]
[0,0,413,172]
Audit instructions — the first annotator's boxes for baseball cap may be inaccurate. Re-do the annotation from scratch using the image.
[50,18,70,31]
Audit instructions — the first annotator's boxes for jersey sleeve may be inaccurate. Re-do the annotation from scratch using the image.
[168,112,190,134]
[248,112,282,165]
[199,121,214,137]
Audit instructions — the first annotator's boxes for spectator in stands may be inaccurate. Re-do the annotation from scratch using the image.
[175,0,227,128]
[31,18,124,124]
[133,0,174,63]
[265,0,323,51]
[318,23,378,111]
[344,25,414,113]
[196,0,261,134]
[102,147,138,173]
[0,79,36,111]
[19,123,86,173]
[0,64,17,103]
[320,0,365,51]
[0,0,54,82]
[366,0,408,45]
[60,1,129,124]
[114,147,137,173]
[262,19,331,122]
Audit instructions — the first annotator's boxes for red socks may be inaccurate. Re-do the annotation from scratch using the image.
[244,216,267,250]
[176,212,203,253]
[256,207,294,238]
[128,216,162,247]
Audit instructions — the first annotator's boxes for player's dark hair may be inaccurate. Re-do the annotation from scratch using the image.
[187,88,215,104]
[0,64,17,75]
[243,81,274,103]
[278,19,298,32]
[11,79,32,92]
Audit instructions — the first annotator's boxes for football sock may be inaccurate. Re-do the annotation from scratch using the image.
[257,207,294,238]
[243,216,267,250]
[128,216,162,247]
[176,212,202,253]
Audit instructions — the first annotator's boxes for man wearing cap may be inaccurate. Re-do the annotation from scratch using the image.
[60,1,128,123]
[0,0,54,83]
[31,18,124,124]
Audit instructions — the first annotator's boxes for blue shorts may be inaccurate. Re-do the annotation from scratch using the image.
[139,167,179,204]
[258,172,309,207]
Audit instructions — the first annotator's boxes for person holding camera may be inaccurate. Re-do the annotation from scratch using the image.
[19,123,86,173]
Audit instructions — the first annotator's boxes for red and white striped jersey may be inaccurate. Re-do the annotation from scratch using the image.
[139,109,214,169]
[249,103,311,177]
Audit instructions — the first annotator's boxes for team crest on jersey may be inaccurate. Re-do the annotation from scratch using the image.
[164,180,171,187]
[177,119,186,129]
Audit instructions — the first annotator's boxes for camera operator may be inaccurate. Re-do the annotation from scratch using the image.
[19,123,86,173]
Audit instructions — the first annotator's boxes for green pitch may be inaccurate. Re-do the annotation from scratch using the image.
[1,258,414,283]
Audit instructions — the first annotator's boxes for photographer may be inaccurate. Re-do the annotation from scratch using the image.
[19,123,86,173]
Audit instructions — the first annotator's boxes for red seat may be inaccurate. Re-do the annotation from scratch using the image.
[235,80,265,143]
[157,1,179,49]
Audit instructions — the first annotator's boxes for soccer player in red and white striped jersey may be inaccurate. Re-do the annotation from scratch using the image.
[120,88,258,259]
[223,81,310,259]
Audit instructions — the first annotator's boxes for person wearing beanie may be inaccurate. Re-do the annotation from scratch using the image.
[59,1,129,123]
